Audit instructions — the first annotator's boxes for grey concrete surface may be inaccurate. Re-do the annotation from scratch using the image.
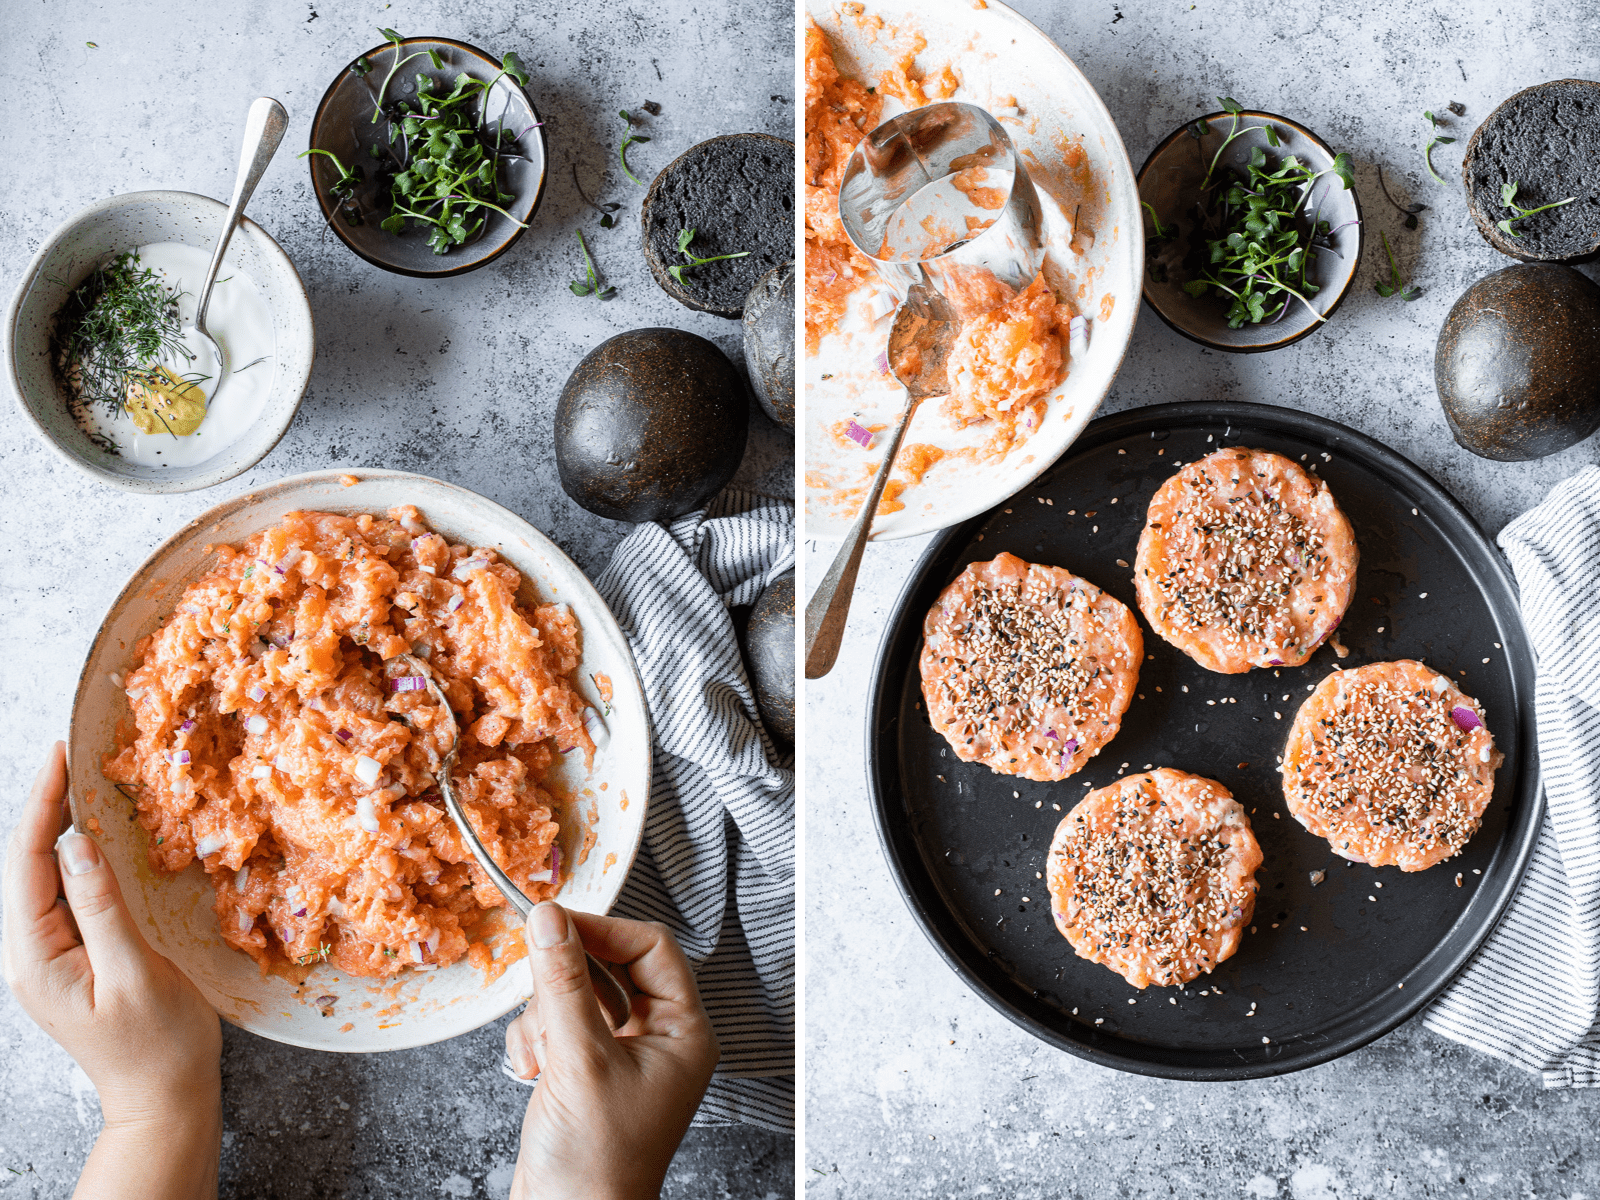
[804,1,1600,1195]
[0,0,793,1196]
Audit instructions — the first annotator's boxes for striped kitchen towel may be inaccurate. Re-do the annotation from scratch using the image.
[1425,465,1600,1087]
[501,490,796,1132]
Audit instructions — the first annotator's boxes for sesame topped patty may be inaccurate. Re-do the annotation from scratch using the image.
[1282,660,1502,872]
[919,553,1142,782]
[1047,768,1262,989]
[1134,447,1358,674]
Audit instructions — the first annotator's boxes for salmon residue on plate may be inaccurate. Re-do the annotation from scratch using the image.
[104,507,594,980]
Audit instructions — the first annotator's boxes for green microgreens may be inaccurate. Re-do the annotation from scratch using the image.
[1176,107,1355,329]
[569,229,615,299]
[298,148,365,225]
[1422,110,1456,184]
[1496,180,1577,238]
[51,251,198,419]
[1142,201,1174,241]
[1376,165,1426,230]
[573,164,621,228]
[1373,230,1421,301]
[667,227,751,288]
[618,109,653,185]
[370,28,445,123]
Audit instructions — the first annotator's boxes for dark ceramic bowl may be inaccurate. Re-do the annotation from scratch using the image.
[307,37,547,278]
[1137,111,1362,352]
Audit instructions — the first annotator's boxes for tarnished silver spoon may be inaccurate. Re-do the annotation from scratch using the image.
[390,653,632,1029]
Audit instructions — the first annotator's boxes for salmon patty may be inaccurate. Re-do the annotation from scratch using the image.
[1047,768,1262,988]
[1282,660,1502,871]
[1134,447,1358,673]
[920,553,1142,781]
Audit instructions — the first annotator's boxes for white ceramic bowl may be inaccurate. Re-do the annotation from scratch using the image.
[803,0,1143,540]
[67,470,652,1052]
[5,190,315,494]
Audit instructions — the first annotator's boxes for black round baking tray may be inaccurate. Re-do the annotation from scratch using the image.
[866,401,1543,1080]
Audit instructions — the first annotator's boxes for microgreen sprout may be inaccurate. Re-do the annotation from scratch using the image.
[1198,97,1250,190]
[1496,180,1577,238]
[1422,111,1456,184]
[570,229,615,299]
[370,29,444,124]
[1142,201,1174,241]
[618,110,653,185]
[1373,230,1421,300]
[573,164,622,228]
[1376,165,1426,230]
[667,228,750,287]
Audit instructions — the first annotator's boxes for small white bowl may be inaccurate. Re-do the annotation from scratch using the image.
[4,190,315,494]
[67,470,652,1052]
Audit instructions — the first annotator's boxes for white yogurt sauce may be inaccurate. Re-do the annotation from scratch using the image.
[70,242,276,466]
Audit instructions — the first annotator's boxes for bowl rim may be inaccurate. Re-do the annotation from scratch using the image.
[4,188,316,494]
[66,467,654,1051]
[306,36,550,279]
[1136,109,1365,354]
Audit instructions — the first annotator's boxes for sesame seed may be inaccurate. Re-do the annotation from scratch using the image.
[1420,592,1428,599]
[1482,658,1490,664]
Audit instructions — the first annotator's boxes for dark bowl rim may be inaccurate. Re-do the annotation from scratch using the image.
[1135,109,1365,354]
[306,35,549,279]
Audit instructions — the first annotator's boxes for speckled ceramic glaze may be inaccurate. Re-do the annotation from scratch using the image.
[1138,112,1363,352]
[67,470,651,1053]
[4,190,315,493]
[307,37,547,277]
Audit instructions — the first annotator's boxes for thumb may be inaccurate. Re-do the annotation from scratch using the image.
[55,830,153,976]
[525,902,614,1071]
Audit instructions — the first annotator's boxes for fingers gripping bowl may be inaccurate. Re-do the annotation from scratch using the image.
[67,471,651,1052]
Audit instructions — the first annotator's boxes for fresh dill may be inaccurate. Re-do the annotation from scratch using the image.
[667,228,750,288]
[51,251,200,417]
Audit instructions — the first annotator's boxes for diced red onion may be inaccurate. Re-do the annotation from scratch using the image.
[410,940,426,963]
[354,755,382,787]
[326,896,347,918]
[1044,730,1059,741]
[549,843,562,885]
[446,593,465,613]
[1064,738,1079,756]
[355,793,380,833]
[425,928,441,954]
[865,290,896,322]
[316,994,338,1006]
[169,749,191,765]
[582,707,609,749]
[109,672,124,688]
[179,719,196,733]
[266,632,291,649]
[400,515,426,535]
[1068,314,1088,360]
[1451,705,1482,732]
[335,728,352,743]
[293,906,308,918]
[251,763,271,779]
[273,549,299,575]
[875,350,890,375]
[274,755,291,773]
[196,835,225,857]
[845,419,874,449]
[452,558,489,580]
[235,865,250,892]
[248,683,266,702]
[1268,658,1284,666]
[388,675,426,693]
[237,909,253,934]
[246,714,268,735]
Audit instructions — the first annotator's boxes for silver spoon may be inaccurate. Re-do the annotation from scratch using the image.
[189,97,288,397]
[803,286,956,678]
[390,654,633,1030]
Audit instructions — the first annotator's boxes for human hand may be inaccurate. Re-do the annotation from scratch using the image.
[2,742,221,1199]
[505,903,719,1200]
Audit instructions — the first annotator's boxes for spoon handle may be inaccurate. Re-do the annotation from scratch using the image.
[194,97,288,332]
[803,393,918,679]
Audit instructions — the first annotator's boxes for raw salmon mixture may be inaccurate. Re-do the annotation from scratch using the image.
[1047,768,1262,989]
[920,553,1142,781]
[1282,660,1502,871]
[1135,447,1358,673]
[104,508,595,978]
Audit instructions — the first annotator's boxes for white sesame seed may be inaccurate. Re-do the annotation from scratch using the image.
[1368,895,1377,902]
[1482,657,1490,664]
[1128,998,1136,1005]
[995,889,1002,896]
[1420,592,1428,599]
[1035,800,1042,808]
[1095,1017,1104,1024]
[1262,1036,1271,1044]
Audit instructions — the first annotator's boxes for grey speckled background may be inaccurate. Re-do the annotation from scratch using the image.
[0,0,794,1196]
[804,1,1600,1196]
